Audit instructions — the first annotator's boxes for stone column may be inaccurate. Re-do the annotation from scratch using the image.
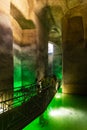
[0,0,13,109]
[0,0,13,89]
[62,13,87,94]
[34,9,49,80]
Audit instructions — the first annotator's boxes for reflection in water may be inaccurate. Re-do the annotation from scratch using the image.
[23,89,87,130]
[39,113,48,127]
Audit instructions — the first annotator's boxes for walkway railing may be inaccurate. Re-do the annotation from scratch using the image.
[0,77,59,130]
[0,76,59,115]
[0,83,37,114]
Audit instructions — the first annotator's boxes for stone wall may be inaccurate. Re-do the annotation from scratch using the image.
[62,3,87,94]
[0,0,13,89]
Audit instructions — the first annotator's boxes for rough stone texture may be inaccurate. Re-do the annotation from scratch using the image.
[11,16,22,45]
[0,0,13,90]
[0,10,13,90]
[22,29,37,45]
[12,28,37,87]
[34,13,49,80]
[0,0,10,14]
[62,3,87,94]
[10,3,35,30]
[11,0,29,19]
[53,43,62,79]
[67,0,82,9]
[2,0,87,94]
[13,42,37,87]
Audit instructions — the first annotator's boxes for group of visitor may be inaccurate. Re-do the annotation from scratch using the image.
[36,75,61,94]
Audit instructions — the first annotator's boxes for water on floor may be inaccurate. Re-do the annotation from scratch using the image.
[23,87,87,130]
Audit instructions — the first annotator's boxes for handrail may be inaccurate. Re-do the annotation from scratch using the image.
[0,82,37,114]
[0,75,59,114]
[0,85,50,114]
[0,82,36,92]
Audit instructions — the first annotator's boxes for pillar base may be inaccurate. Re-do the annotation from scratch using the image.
[62,84,87,95]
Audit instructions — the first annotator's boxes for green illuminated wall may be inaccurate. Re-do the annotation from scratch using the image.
[53,55,62,80]
[13,43,37,88]
[21,47,36,86]
[13,43,37,106]
[53,43,62,80]
[14,55,22,87]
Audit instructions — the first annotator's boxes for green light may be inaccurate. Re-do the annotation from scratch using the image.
[14,56,22,88]
[23,87,87,130]
[13,53,36,107]
[54,93,62,99]
[48,107,68,117]
[49,108,61,117]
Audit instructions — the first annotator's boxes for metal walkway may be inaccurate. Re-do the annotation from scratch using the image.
[0,77,58,130]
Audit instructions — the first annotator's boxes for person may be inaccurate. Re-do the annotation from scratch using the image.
[36,78,42,94]
[41,76,46,89]
[51,75,57,88]
[57,78,61,90]
[38,80,42,93]
[50,75,61,91]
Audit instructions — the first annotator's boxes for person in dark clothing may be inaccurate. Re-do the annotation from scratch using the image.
[35,78,42,94]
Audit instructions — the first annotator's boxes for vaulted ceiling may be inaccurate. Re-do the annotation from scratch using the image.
[10,0,87,45]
